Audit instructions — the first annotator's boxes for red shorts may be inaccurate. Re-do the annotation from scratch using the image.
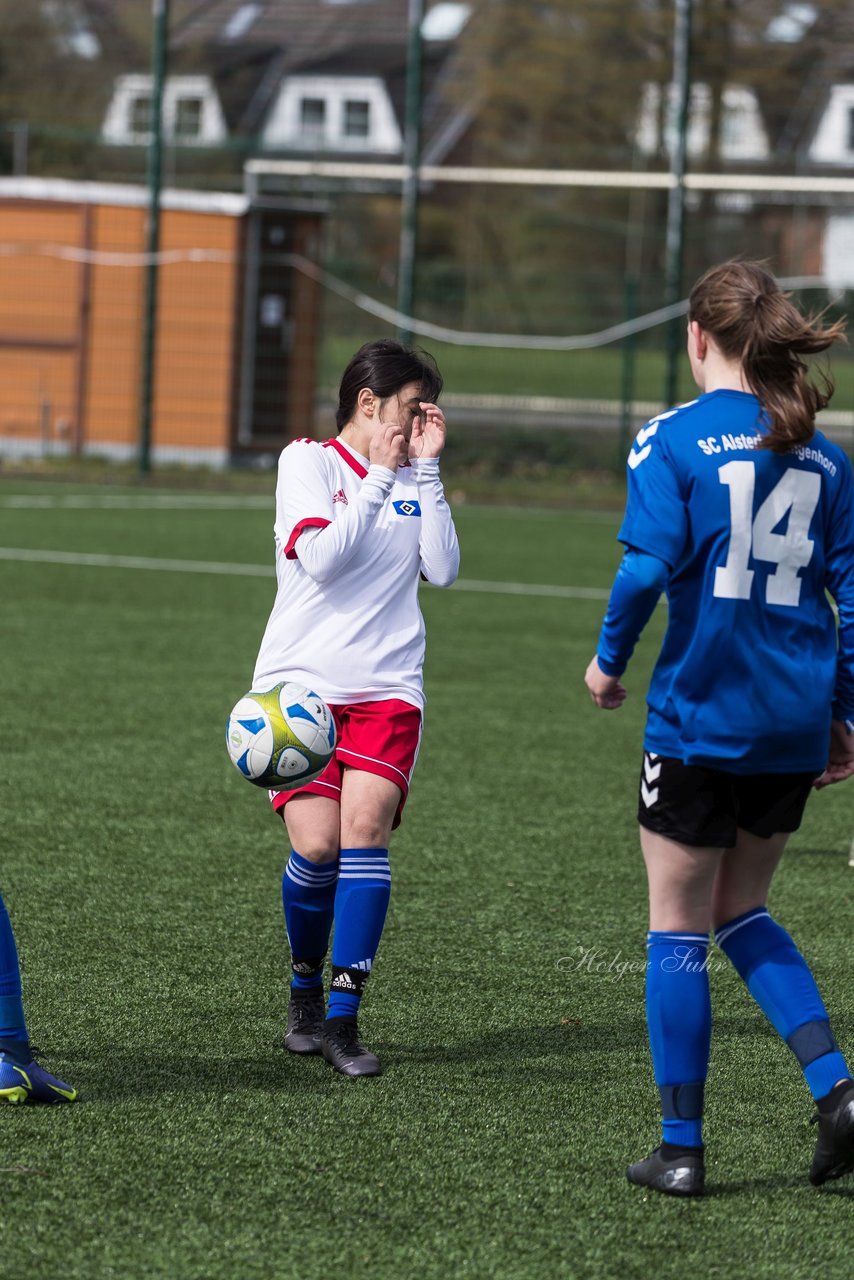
[269,699,423,830]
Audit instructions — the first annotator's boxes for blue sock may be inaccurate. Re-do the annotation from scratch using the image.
[328,847,391,1021]
[0,893,28,1045]
[646,931,711,1149]
[716,907,850,1100]
[282,851,338,990]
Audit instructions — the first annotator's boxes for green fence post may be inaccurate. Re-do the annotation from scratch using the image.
[663,0,693,409]
[397,0,424,345]
[618,276,638,469]
[138,0,169,476]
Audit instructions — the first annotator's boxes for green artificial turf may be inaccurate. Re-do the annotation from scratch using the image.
[0,481,851,1279]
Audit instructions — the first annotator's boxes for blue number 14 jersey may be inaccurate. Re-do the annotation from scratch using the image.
[619,389,854,773]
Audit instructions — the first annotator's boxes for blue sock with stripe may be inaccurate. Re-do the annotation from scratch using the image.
[282,851,338,991]
[328,847,392,1021]
[0,893,28,1045]
[716,907,850,1100]
[646,931,711,1149]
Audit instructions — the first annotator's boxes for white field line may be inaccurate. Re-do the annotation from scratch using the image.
[450,577,609,600]
[0,545,609,600]
[0,493,622,524]
[0,546,271,578]
[0,493,273,509]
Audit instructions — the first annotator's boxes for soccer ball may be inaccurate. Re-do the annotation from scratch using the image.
[226,681,336,790]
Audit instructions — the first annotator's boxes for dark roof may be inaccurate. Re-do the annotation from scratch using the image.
[701,0,854,158]
[66,2,473,165]
[171,1,414,69]
[170,0,465,147]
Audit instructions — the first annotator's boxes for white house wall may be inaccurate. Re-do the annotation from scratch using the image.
[102,75,228,144]
[809,85,854,165]
[636,82,769,162]
[261,75,403,152]
[824,215,854,289]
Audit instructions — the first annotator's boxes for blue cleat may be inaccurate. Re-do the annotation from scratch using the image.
[0,1052,77,1105]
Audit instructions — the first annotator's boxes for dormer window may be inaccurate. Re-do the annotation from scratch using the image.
[809,86,854,165]
[343,100,371,138]
[102,75,227,145]
[300,98,327,136]
[262,76,402,152]
[636,82,768,161]
[174,97,204,139]
[129,95,153,136]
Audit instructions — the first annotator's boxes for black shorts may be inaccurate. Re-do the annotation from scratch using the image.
[637,752,818,847]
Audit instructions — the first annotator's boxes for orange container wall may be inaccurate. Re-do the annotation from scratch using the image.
[0,204,83,442]
[0,191,243,461]
[85,204,241,455]
[0,349,77,442]
[85,204,146,450]
[152,209,241,452]
[0,205,81,343]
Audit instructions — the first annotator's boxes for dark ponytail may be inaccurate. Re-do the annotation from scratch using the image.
[688,260,847,453]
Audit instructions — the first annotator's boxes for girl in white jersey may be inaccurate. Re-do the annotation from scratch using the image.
[254,340,459,1077]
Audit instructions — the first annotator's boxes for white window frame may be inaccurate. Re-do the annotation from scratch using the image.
[173,95,205,140]
[824,214,854,290]
[262,75,402,153]
[636,82,768,162]
[342,98,371,139]
[809,85,854,165]
[101,75,228,145]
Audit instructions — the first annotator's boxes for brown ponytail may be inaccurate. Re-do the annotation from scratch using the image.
[688,260,847,454]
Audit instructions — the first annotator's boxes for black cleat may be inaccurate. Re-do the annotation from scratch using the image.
[810,1081,854,1186]
[320,1018,381,1078]
[283,988,325,1055]
[627,1146,705,1197]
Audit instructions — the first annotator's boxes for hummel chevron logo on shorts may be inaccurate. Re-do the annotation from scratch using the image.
[641,752,661,807]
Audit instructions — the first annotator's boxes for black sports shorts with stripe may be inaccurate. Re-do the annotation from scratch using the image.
[637,751,818,848]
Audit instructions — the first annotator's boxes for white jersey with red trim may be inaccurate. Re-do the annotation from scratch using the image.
[252,437,460,710]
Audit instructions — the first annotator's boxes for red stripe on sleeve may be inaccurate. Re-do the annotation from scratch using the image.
[284,516,331,559]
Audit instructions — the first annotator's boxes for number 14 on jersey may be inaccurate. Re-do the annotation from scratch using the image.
[714,461,821,607]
